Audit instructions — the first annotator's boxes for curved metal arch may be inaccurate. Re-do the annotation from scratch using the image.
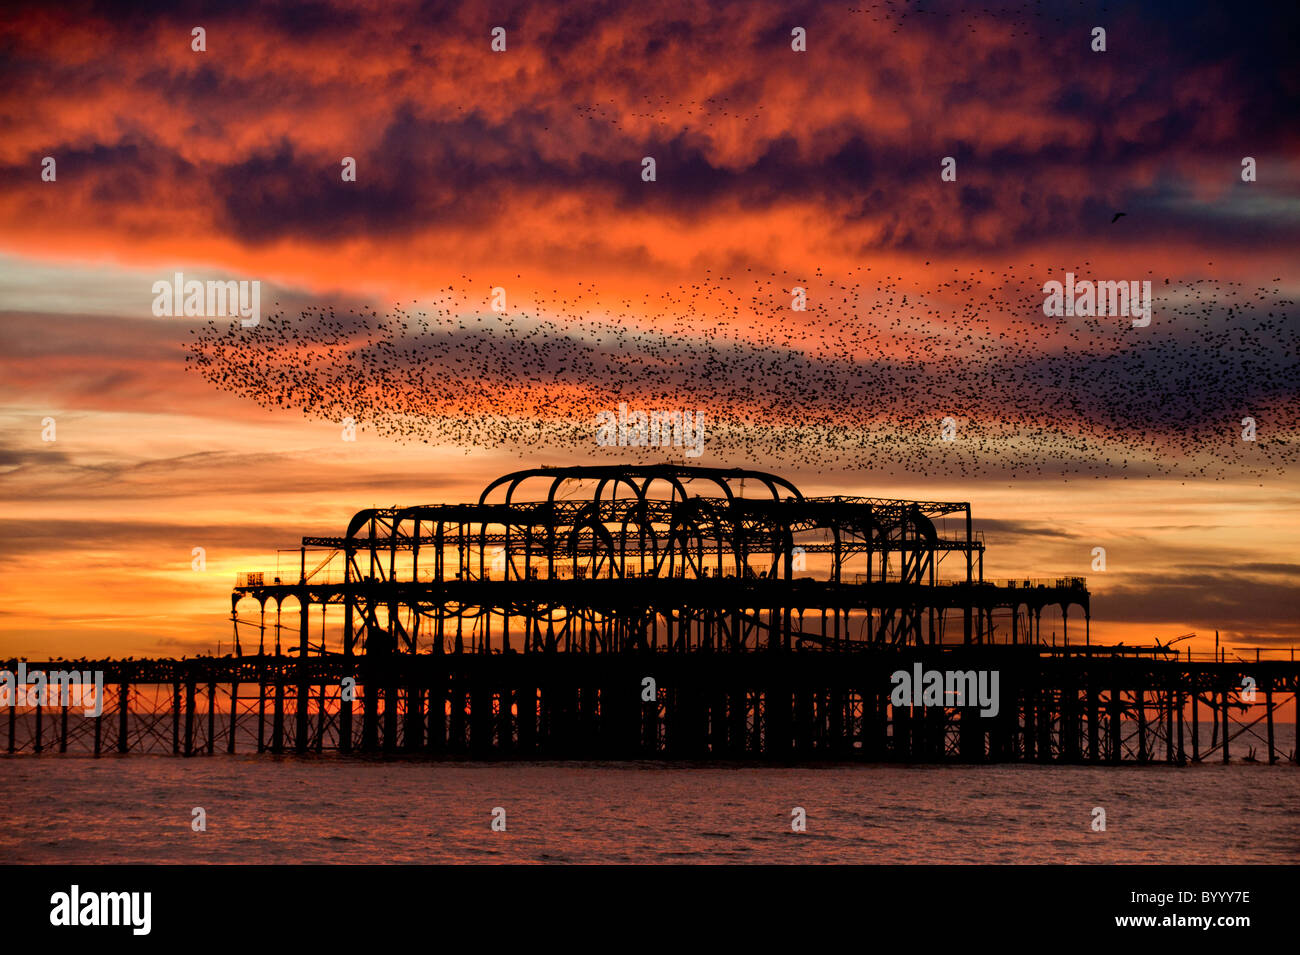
[344,507,385,541]
[638,472,691,506]
[477,465,804,506]
[617,500,661,577]
[906,503,939,544]
[654,496,711,578]
[591,473,649,511]
[564,503,622,579]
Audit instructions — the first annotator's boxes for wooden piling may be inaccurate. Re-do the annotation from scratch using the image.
[1164,684,1173,764]
[256,675,266,753]
[184,679,195,757]
[228,681,239,753]
[297,598,310,754]
[118,681,129,754]
[272,676,285,754]
[1136,685,1147,763]
[316,682,326,753]
[340,670,354,754]
[1175,688,1185,764]
[171,680,180,755]
[1086,682,1100,762]
[429,670,448,754]
[1037,690,1051,762]
[730,684,749,759]
[384,682,400,752]
[362,671,380,753]
[794,685,813,757]
[1062,682,1079,763]
[407,684,425,752]
[1221,686,1230,763]
[294,681,309,755]
[448,677,466,754]
[1265,680,1275,764]
[892,702,910,760]
[1023,687,1036,760]
[206,681,215,755]
[1107,688,1121,764]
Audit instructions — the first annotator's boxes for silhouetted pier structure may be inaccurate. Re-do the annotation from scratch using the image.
[5,466,1297,762]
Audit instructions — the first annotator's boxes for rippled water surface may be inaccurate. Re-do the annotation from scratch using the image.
[3,752,1298,864]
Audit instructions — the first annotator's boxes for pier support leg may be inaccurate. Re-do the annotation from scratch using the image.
[1107,688,1121,764]
[1176,688,1185,765]
[959,703,982,762]
[316,682,326,752]
[428,666,447,754]
[172,681,181,755]
[228,681,239,754]
[1037,691,1051,762]
[294,679,310,755]
[340,669,354,754]
[1165,684,1174,765]
[297,598,310,754]
[448,676,466,754]
[1023,688,1036,760]
[362,674,380,753]
[731,684,749,759]
[1086,684,1099,762]
[207,682,215,755]
[1221,687,1230,764]
[516,683,534,756]
[184,679,195,757]
[407,684,425,752]
[118,682,129,754]
[1063,684,1080,763]
[1191,686,1199,762]
[471,681,492,757]
[1265,682,1276,764]
[257,676,266,753]
[1136,686,1147,763]
[892,703,910,761]
[272,677,285,754]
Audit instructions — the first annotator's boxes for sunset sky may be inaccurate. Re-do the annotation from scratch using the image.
[1,0,1296,660]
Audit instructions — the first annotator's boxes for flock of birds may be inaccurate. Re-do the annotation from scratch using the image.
[163,0,1295,483]
[184,266,1295,480]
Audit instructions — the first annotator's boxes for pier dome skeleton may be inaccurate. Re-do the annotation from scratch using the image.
[217,463,1101,757]
[234,464,1088,659]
